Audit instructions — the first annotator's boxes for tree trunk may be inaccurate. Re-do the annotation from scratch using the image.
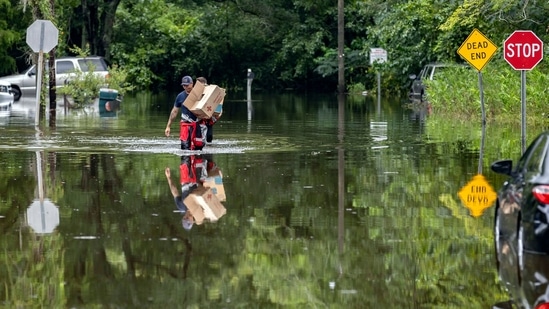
[82,0,121,59]
[48,49,56,127]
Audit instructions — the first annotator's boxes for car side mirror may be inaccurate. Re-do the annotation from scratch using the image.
[491,159,513,176]
[409,74,417,80]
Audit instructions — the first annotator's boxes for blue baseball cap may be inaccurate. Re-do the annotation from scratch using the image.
[181,76,193,86]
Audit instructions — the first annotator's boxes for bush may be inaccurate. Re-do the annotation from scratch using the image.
[57,63,133,109]
[57,65,107,108]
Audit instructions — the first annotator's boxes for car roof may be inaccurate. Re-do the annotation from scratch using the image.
[57,56,104,60]
[424,62,464,67]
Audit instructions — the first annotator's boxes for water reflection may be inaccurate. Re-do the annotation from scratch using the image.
[165,154,226,229]
[495,239,549,308]
[336,93,345,285]
[0,92,513,307]
[25,151,60,234]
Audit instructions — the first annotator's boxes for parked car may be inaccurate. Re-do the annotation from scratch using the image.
[491,131,549,309]
[408,63,463,101]
[0,56,109,101]
[0,80,14,117]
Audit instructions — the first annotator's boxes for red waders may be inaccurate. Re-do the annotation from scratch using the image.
[180,121,205,150]
[179,156,197,184]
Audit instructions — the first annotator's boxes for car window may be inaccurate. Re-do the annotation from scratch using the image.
[57,61,76,74]
[0,85,8,92]
[420,66,433,79]
[432,66,448,79]
[78,58,107,72]
[516,135,548,174]
[28,63,50,75]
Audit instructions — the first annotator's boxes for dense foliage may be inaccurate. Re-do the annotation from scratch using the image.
[1,0,549,94]
[426,58,549,126]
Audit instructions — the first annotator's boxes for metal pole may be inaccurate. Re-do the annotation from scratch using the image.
[478,72,485,126]
[35,51,43,126]
[478,71,486,174]
[521,70,526,154]
[246,68,254,102]
[35,22,45,126]
[36,151,44,202]
[247,69,253,132]
[377,71,381,107]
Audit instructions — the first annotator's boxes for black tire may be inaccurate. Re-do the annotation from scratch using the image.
[11,86,21,101]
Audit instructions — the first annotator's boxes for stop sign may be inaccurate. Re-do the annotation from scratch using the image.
[26,20,58,53]
[504,30,544,70]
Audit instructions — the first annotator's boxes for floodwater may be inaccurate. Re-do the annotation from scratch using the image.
[0,91,518,308]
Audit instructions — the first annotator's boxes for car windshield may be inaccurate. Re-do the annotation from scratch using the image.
[78,58,107,72]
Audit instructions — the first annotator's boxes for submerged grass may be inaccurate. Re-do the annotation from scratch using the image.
[425,58,549,128]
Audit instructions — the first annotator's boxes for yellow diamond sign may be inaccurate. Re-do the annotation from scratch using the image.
[458,174,497,217]
[457,29,498,71]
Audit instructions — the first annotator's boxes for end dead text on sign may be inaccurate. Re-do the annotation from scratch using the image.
[457,28,498,72]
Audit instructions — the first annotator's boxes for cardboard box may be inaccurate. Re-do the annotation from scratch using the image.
[183,83,225,119]
[183,186,226,225]
[213,101,223,118]
[203,171,226,202]
[183,80,205,110]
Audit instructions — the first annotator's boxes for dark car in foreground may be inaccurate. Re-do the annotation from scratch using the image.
[491,131,549,309]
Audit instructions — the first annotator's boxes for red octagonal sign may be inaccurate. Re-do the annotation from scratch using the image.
[504,30,544,70]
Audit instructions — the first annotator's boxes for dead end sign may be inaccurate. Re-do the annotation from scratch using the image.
[457,29,498,71]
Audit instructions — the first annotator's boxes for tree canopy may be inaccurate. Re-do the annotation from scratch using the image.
[1,0,549,94]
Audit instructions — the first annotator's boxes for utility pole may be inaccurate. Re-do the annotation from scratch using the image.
[337,0,345,94]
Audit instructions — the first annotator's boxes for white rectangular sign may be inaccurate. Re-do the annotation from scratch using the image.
[370,48,387,65]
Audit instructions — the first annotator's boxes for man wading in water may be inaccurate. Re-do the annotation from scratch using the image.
[164,76,206,150]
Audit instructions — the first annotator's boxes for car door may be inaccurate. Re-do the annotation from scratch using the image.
[55,60,76,88]
[411,67,427,96]
[499,135,547,246]
[19,66,40,95]
[417,65,434,95]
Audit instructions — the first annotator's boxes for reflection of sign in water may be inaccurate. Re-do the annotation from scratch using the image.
[26,199,59,234]
[458,174,497,217]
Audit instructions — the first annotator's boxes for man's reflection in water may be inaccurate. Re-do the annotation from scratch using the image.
[165,154,217,230]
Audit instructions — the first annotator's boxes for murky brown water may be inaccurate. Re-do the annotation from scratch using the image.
[0,91,514,307]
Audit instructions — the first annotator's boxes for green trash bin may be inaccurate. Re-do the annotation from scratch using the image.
[98,88,120,117]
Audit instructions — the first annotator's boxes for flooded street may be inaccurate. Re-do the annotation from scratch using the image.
[0,92,512,307]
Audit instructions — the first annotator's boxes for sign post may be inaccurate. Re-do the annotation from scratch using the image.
[26,20,59,126]
[456,29,499,215]
[504,30,544,153]
[369,48,387,107]
[457,29,497,177]
[457,29,497,128]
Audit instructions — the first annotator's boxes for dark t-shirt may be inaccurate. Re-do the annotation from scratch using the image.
[174,91,197,122]
[174,182,198,212]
